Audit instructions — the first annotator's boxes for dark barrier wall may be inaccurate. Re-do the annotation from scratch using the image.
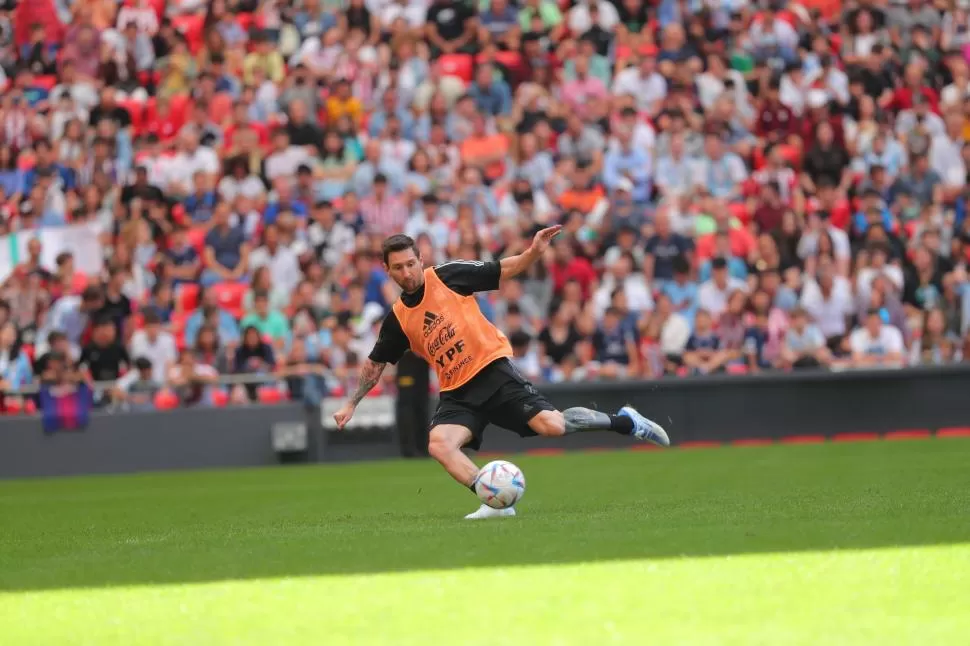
[480,364,970,451]
[2,366,970,479]
[0,405,309,479]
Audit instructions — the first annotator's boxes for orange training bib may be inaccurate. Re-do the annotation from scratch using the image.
[392,267,512,391]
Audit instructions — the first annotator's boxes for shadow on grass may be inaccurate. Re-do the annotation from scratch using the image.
[2,440,970,592]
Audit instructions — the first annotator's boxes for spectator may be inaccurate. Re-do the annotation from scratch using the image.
[279,337,328,407]
[202,202,250,287]
[38,286,104,356]
[166,350,219,407]
[592,306,639,378]
[184,290,241,348]
[240,291,290,345]
[249,223,301,295]
[78,316,130,388]
[780,307,832,370]
[0,321,32,392]
[698,257,748,319]
[910,308,961,366]
[849,307,906,368]
[113,357,161,411]
[129,309,178,384]
[683,309,729,375]
[7,0,970,409]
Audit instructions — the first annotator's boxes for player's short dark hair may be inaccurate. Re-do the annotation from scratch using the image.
[134,357,153,371]
[381,234,417,265]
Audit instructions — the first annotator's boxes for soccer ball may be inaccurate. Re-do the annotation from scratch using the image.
[474,460,526,509]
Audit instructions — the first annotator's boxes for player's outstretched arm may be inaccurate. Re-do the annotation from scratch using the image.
[333,358,386,430]
[500,225,561,280]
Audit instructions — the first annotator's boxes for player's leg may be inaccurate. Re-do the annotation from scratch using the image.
[527,406,669,446]
[427,423,516,521]
[427,424,479,487]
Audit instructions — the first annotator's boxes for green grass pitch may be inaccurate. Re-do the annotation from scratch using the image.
[2,439,970,645]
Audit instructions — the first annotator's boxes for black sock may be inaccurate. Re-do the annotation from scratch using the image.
[609,414,635,435]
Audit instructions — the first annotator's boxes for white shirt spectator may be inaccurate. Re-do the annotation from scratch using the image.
[568,1,620,33]
[593,275,654,318]
[660,313,691,355]
[249,244,302,294]
[117,5,160,34]
[698,277,748,318]
[612,68,667,112]
[849,324,905,357]
[941,80,970,107]
[696,69,749,112]
[779,72,809,115]
[306,219,357,267]
[692,153,748,198]
[129,329,179,384]
[800,277,854,338]
[804,66,850,105]
[797,225,852,264]
[265,146,311,183]
[748,17,799,52]
[895,110,946,139]
[165,146,220,189]
[218,174,267,201]
[929,133,967,188]
[856,265,905,302]
[608,121,656,155]
[378,0,427,28]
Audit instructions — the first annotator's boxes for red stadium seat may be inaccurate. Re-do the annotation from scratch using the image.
[169,93,193,123]
[4,398,23,414]
[211,389,229,407]
[438,54,474,83]
[212,282,247,318]
[727,364,749,375]
[257,387,285,404]
[24,399,37,415]
[187,227,207,256]
[118,99,145,135]
[172,14,205,54]
[729,202,751,224]
[176,283,200,312]
[170,311,190,337]
[330,385,345,398]
[154,391,180,410]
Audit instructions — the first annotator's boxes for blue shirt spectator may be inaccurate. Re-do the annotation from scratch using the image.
[468,66,513,116]
[603,145,652,203]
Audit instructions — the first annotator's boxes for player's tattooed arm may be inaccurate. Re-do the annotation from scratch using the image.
[350,359,386,407]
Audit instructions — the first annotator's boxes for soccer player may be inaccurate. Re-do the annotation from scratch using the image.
[333,227,669,519]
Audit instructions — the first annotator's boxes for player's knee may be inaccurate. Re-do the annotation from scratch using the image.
[530,410,565,437]
[428,432,459,462]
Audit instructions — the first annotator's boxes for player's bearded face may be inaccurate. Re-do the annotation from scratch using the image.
[386,251,423,293]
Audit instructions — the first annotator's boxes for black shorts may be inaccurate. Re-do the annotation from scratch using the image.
[429,358,556,451]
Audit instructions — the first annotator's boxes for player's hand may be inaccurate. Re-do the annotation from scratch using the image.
[531,225,562,255]
[333,403,356,431]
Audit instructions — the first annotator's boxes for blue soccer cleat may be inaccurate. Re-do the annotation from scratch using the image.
[618,406,670,447]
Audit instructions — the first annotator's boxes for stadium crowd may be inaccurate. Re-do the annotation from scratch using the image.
[1,0,970,411]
